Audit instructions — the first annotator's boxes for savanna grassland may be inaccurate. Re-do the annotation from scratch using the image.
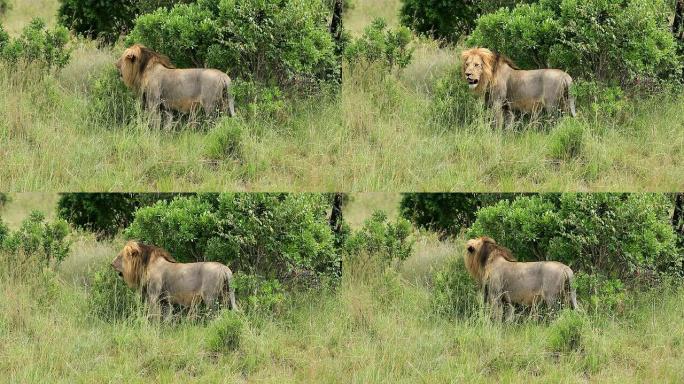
[2,193,684,382]
[1,0,683,191]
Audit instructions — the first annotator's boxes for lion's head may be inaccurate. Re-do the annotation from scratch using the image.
[464,236,516,283]
[111,240,176,288]
[115,44,175,91]
[461,47,518,94]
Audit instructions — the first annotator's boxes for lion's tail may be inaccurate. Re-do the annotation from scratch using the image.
[563,267,579,310]
[222,75,236,117]
[221,268,237,311]
[564,75,577,117]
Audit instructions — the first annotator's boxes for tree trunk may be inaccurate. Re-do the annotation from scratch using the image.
[673,0,684,39]
[672,193,684,236]
[329,192,344,235]
[328,0,344,83]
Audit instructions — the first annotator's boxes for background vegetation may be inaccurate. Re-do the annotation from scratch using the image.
[0,0,683,190]
[2,192,684,381]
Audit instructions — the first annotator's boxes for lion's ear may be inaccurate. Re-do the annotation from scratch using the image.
[126,52,136,62]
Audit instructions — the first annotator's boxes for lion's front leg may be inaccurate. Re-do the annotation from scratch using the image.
[145,281,163,322]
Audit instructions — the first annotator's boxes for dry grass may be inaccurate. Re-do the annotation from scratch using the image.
[345,0,401,35]
[1,0,58,35]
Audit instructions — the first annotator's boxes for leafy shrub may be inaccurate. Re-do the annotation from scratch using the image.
[1,211,71,266]
[400,193,520,235]
[125,193,341,281]
[574,272,626,314]
[127,0,338,91]
[88,265,141,321]
[431,255,480,318]
[399,0,530,42]
[547,310,586,353]
[547,119,585,161]
[87,67,139,127]
[0,18,71,71]
[344,18,414,71]
[205,118,244,161]
[571,81,629,120]
[58,0,193,43]
[206,310,244,353]
[232,274,285,313]
[344,211,414,264]
[468,193,683,279]
[468,0,682,87]
[57,193,183,239]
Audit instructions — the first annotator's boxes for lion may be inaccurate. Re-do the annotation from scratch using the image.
[115,44,235,127]
[461,47,576,128]
[111,240,237,317]
[464,236,578,320]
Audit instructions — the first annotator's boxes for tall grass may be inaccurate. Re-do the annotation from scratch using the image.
[1,0,682,190]
[2,231,683,382]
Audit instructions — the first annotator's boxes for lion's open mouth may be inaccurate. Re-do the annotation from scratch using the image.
[467,78,479,89]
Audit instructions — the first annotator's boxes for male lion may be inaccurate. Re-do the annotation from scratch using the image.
[461,47,576,128]
[111,240,237,317]
[464,236,578,320]
[115,44,235,127]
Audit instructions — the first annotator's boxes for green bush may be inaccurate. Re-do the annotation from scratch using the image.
[206,310,244,353]
[127,0,338,91]
[125,193,341,281]
[399,0,530,42]
[574,272,626,314]
[1,211,71,266]
[547,118,586,161]
[468,193,683,279]
[205,118,244,161]
[87,265,141,321]
[468,0,682,87]
[58,0,192,43]
[232,274,285,313]
[0,18,71,71]
[57,193,184,239]
[344,211,414,264]
[431,255,480,318]
[344,18,414,71]
[547,309,586,353]
[400,193,520,235]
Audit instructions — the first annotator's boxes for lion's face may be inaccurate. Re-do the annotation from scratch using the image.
[115,46,142,89]
[111,242,144,288]
[463,54,485,90]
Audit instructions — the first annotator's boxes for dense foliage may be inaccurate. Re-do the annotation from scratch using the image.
[399,0,530,41]
[125,193,340,280]
[0,18,70,71]
[343,210,413,264]
[57,193,185,239]
[468,0,682,87]
[127,0,338,92]
[467,193,682,279]
[58,0,192,43]
[0,211,71,266]
[344,18,414,71]
[399,193,524,235]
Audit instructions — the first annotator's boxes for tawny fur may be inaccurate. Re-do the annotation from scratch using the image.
[464,237,578,320]
[115,44,235,126]
[111,240,237,317]
[461,47,576,128]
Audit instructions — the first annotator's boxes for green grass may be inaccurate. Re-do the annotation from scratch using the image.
[2,230,684,382]
[2,194,684,382]
[1,0,682,191]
